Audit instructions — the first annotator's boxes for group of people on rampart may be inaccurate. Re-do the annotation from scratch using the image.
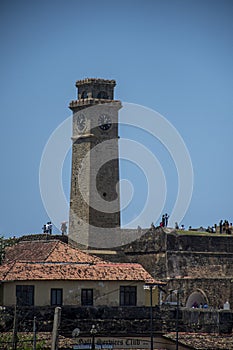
[218,219,232,234]
[174,219,233,235]
[201,220,232,234]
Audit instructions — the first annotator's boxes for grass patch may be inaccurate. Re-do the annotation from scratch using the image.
[175,230,230,236]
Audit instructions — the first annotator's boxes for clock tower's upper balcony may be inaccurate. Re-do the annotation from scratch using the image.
[76,78,116,100]
[69,78,120,111]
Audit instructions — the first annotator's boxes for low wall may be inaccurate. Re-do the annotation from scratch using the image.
[0,306,232,336]
[167,233,233,253]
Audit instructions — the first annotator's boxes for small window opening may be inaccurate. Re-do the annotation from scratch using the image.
[97,91,109,99]
[81,91,88,99]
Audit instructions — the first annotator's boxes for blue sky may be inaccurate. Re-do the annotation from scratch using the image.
[0,0,233,237]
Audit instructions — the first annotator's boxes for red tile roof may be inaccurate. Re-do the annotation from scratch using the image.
[4,240,102,264]
[1,240,164,285]
[0,261,161,284]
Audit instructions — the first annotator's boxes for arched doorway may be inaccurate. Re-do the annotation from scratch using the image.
[186,289,208,308]
[164,290,180,306]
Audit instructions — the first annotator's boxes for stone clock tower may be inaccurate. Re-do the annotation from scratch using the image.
[68,78,121,247]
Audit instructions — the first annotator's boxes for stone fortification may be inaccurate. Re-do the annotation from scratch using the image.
[92,227,233,309]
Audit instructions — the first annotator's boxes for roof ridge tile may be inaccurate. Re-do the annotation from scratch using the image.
[44,240,60,261]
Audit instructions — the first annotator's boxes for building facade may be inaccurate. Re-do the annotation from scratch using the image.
[0,239,163,307]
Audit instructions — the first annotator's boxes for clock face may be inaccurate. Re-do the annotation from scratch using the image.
[77,114,86,132]
[98,114,112,131]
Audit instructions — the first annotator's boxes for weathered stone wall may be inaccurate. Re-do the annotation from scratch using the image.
[166,233,233,253]
[0,306,163,336]
[182,308,233,334]
[110,229,233,308]
[167,278,233,310]
[166,251,233,278]
[18,234,68,243]
[0,306,232,336]
[121,227,167,254]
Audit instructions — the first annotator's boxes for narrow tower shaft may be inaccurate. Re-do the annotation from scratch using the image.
[68,78,121,247]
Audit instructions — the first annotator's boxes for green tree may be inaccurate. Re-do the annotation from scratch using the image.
[0,236,17,265]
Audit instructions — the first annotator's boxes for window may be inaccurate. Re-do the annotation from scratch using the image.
[16,285,34,306]
[120,286,137,306]
[97,91,109,99]
[81,91,88,99]
[81,289,93,306]
[51,288,63,306]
